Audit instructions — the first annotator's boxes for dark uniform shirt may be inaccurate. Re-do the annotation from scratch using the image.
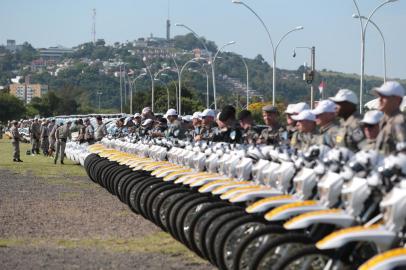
[241,126,260,145]
[375,109,406,155]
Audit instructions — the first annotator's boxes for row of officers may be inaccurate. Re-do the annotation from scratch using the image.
[120,81,406,156]
[9,80,406,163]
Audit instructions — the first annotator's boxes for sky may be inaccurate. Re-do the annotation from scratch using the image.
[0,0,405,79]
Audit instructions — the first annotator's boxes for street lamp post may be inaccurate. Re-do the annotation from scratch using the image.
[169,53,181,112]
[161,73,179,113]
[351,0,398,113]
[232,0,303,106]
[178,57,206,115]
[176,24,231,110]
[353,14,387,83]
[143,57,155,112]
[190,65,210,109]
[240,55,250,108]
[212,41,236,107]
[130,73,147,115]
[154,78,170,111]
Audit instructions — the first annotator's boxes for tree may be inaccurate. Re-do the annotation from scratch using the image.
[0,93,26,122]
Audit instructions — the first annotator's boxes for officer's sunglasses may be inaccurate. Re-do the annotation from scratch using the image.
[362,124,377,129]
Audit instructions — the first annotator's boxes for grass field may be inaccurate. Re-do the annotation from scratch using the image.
[0,138,210,268]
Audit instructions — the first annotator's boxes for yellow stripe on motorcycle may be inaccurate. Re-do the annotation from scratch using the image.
[265,201,319,220]
[283,209,343,228]
[163,169,193,181]
[220,186,261,200]
[151,165,183,176]
[198,180,237,193]
[359,248,406,270]
[316,224,382,249]
[212,182,255,195]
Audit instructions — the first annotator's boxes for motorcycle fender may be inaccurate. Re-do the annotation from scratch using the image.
[316,225,397,251]
[143,162,171,172]
[212,183,257,195]
[198,180,238,193]
[173,172,213,184]
[220,186,262,200]
[359,248,406,270]
[229,188,283,203]
[151,166,183,176]
[162,170,194,181]
[189,178,234,188]
[182,174,223,185]
[283,209,355,230]
[245,195,299,213]
[265,201,327,221]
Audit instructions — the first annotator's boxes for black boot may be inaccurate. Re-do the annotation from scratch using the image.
[60,160,64,165]
[17,159,23,162]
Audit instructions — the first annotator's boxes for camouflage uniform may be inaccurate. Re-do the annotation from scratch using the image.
[40,123,49,155]
[84,124,95,144]
[30,121,41,154]
[54,124,72,163]
[360,139,377,151]
[316,121,339,148]
[77,123,86,143]
[291,132,316,151]
[165,120,185,139]
[241,127,260,145]
[335,113,365,152]
[375,109,406,155]
[11,125,21,160]
[95,123,108,141]
[258,124,284,145]
[195,123,218,141]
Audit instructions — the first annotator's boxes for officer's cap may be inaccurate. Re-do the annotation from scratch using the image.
[201,109,216,118]
[372,81,405,98]
[165,108,178,117]
[142,107,152,114]
[192,112,202,120]
[262,105,278,114]
[12,120,18,124]
[360,110,383,125]
[291,110,316,122]
[330,89,358,105]
[133,113,141,118]
[311,100,337,115]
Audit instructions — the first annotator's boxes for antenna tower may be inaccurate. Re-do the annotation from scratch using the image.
[92,8,96,43]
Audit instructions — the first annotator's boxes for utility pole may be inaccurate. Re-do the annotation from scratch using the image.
[119,65,123,113]
[97,91,102,112]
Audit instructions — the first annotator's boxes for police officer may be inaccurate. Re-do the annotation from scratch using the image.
[330,89,364,152]
[40,119,49,156]
[373,81,406,155]
[290,110,317,151]
[285,103,310,140]
[11,120,23,162]
[164,109,185,139]
[30,118,41,154]
[48,120,57,156]
[76,119,86,144]
[94,116,107,141]
[359,110,384,151]
[54,121,72,165]
[194,109,217,141]
[257,105,283,145]
[212,105,242,143]
[238,110,259,144]
[84,118,95,144]
[0,121,4,139]
[311,100,339,148]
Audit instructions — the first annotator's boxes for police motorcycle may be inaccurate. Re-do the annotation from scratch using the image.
[358,246,406,270]
[215,146,353,270]
[271,152,406,270]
